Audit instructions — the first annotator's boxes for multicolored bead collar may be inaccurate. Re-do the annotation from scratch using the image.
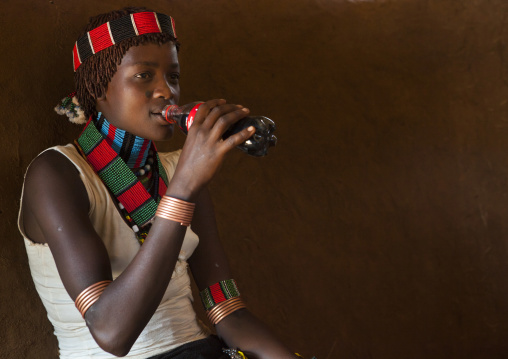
[95,112,151,169]
[75,117,168,243]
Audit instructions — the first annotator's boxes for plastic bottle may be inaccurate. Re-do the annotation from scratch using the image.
[162,101,277,157]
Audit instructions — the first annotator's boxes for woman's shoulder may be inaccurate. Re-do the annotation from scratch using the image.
[23,145,88,206]
[21,145,90,243]
[26,144,95,186]
[26,145,81,182]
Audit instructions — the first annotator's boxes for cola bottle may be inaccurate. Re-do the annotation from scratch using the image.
[162,101,277,157]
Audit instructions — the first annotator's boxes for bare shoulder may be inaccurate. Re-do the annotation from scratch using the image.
[22,148,89,243]
[25,148,80,181]
[24,148,88,206]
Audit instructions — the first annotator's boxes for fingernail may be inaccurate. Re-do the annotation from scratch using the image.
[242,108,249,112]
[247,126,255,131]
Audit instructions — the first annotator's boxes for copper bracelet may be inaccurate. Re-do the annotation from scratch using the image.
[75,280,112,318]
[206,297,247,325]
[75,282,110,313]
[155,196,195,226]
[207,298,246,325]
[209,301,246,325]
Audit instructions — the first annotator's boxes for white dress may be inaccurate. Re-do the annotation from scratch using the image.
[18,144,208,359]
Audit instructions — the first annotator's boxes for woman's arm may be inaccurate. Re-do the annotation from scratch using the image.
[22,100,254,356]
[188,188,298,359]
[24,149,188,355]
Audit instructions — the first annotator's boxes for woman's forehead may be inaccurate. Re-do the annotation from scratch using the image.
[120,42,179,67]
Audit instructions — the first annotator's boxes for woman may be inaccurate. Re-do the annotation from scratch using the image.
[18,6,303,359]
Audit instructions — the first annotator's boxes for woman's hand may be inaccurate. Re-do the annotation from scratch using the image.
[168,99,254,199]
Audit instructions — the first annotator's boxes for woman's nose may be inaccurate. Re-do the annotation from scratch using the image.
[153,78,174,100]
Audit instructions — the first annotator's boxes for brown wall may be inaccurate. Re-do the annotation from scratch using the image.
[2,0,508,358]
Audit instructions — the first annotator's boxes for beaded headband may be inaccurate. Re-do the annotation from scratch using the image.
[73,11,177,71]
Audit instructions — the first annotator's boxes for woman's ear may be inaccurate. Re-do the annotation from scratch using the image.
[95,94,107,114]
[96,93,106,102]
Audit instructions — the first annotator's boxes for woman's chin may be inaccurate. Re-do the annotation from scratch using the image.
[152,125,175,142]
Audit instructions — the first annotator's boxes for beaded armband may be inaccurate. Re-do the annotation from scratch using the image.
[200,279,240,310]
[200,279,246,325]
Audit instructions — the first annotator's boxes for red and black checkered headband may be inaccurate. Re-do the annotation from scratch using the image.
[72,11,177,72]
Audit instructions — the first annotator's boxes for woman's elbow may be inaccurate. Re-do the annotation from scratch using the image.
[93,332,134,357]
[87,320,136,357]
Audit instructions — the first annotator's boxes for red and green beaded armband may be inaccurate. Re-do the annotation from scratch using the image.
[199,279,240,311]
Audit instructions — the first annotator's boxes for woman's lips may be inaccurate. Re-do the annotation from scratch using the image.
[150,112,171,125]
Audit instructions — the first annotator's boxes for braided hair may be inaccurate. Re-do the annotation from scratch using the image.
[74,6,180,120]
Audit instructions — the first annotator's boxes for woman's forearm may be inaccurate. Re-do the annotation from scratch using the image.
[84,216,188,356]
[216,309,298,359]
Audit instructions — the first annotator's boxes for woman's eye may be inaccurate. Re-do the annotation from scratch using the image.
[170,73,180,81]
[135,72,152,79]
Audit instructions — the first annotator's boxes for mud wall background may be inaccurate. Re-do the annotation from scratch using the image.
[2,0,508,358]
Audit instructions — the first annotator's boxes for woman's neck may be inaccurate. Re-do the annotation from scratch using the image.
[94,112,152,169]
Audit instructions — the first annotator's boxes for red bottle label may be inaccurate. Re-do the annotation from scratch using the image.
[186,103,203,131]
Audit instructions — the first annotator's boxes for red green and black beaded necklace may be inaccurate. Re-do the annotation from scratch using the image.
[75,116,168,244]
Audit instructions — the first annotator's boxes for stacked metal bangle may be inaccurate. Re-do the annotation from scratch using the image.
[207,296,247,325]
[155,196,195,226]
[75,280,112,318]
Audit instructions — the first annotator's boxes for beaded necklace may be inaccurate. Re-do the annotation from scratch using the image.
[75,116,168,244]
[95,113,151,168]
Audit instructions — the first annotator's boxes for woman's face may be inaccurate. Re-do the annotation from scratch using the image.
[96,41,180,141]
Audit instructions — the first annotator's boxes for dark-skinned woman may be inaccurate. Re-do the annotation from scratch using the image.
[18,6,309,359]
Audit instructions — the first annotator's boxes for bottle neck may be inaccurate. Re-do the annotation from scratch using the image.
[94,112,152,169]
[162,102,204,131]
[162,105,179,124]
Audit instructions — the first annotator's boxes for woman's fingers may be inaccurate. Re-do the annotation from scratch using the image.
[208,106,250,139]
[191,99,227,127]
[200,103,246,130]
[221,125,256,152]
[190,99,246,128]
[197,102,254,151]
